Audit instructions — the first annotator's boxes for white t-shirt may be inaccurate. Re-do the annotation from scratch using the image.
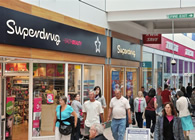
[110,96,130,119]
[82,100,103,127]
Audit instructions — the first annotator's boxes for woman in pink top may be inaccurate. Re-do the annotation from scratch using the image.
[134,91,146,128]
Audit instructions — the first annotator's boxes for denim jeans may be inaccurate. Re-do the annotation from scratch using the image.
[111,118,126,140]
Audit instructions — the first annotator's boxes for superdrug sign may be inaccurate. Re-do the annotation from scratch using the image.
[0,7,107,57]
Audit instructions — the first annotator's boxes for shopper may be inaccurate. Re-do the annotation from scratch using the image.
[82,90,104,140]
[154,102,184,140]
[176,91,194,140]
[181,86,188,98]
[89,123,108,140]
[145,88,158,138]
[141,86,148,98]
[156,87,163,116]
[125,90,134,127]
[186,83,192,98]
[161,84,171,106]
[71,94,83,140]
[107,88,131,140]
[190,88,195,116]
[134,91,146,128]
[53,96,77,140]
[94,86,107,122]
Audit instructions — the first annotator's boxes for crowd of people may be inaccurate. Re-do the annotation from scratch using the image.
[52,83,195,140]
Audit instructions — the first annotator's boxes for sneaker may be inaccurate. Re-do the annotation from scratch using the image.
[150,133,154,138]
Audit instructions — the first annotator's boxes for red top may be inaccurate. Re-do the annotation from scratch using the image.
[161,90,171,105]
[145,96,155,111]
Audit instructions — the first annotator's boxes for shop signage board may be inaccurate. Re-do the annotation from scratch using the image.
[112,38,141,61]
[126,128,150,140]
[144,37,195,60]
[167,13,194,19]
[142,34,161,44]
[0,6,107,57]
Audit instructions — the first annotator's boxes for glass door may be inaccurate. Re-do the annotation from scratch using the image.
[1,63,6,140]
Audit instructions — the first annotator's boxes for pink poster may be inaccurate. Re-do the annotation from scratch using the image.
[47,94,54,104]
[33,120,40,128]
[33,98,42,112]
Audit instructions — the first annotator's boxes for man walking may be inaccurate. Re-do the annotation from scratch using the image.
[141,86,148,97]
[186,83,192,98]
[83,90,104,140]
[107,88,131,140]
[161,84,172,106]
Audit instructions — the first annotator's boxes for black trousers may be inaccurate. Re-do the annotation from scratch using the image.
[145,110,156,133]
[135,112,143,128]
[71,118,81,140]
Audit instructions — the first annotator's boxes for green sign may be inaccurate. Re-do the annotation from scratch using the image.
[142,62,152,68]
[167,13,194,19]
[6,101,14,115]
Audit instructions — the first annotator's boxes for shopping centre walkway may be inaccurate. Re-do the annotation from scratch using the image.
[102,117,195,140]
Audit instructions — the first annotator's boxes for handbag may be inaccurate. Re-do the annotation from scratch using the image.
[58,106,73,135]
[186,98,193,113]
[132,114,136,125]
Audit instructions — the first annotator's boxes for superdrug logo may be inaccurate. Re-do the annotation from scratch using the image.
[6,19,61,46]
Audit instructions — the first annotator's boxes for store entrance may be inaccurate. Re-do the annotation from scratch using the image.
[171,75,178,89]
[5,76,29,140]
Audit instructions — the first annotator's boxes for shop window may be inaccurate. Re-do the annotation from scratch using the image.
[111,67,124,97]
[154,55,162,89]
[68,64,81,103]
[179,60,184,89]
[84,65,103,101]
[5,63,29,73]
[126,68,137,98]
[184,61,188,73]
[163,57,171,87]
[32,63,65,137]
[142,52,153,91]
[189,62,193,73]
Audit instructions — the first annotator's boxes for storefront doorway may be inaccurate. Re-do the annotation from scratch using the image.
[5,76,29,140]
[171,75,178,89]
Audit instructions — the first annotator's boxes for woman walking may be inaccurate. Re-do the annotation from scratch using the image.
[94,86,106,122]
[176,91,194,140]
[71,94,83,140]
[154,102,184,140]
[134,91,146,128]
[145,88,158,138]
[53,96,77,140]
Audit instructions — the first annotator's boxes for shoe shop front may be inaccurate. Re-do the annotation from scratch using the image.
[0,6,108,140]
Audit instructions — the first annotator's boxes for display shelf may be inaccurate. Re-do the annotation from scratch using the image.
[14,83,29,85]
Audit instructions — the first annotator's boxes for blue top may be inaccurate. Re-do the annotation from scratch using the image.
[55,105,74,127]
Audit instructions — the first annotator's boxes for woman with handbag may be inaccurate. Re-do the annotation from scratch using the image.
[53,96,77,140]
[134,91,146,128]
[145,88,158,138]
[176,91,194,140]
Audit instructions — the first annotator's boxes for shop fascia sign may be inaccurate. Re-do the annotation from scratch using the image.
[112,38,141,61]
[142,34,161,44]
[185,49,194,57]
[117,45,136,57]
[166,41,179,52]
[0,6,107,57]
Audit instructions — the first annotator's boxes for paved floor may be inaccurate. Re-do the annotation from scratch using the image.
[102,117,195,140]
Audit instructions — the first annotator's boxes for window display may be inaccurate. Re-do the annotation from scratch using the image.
[126,68,137,98]
[154,55,162,90]
[111,67,124,97]
[33,63,65,136]
[84,65,103,101]
[163,56,171,87]
[68,64,81,104]
[179,60,184,89]
[142,52,153,91]
[5,63,29,73]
